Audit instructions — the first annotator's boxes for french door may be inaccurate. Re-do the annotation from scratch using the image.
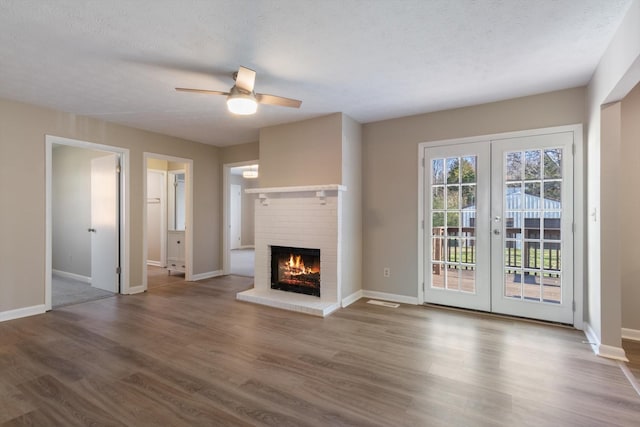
[423,131,574,324]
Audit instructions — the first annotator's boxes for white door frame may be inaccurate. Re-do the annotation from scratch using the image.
[45,135,131,311]
[223,160,258,274]
[143,153,193,288]
[418,124,584,329]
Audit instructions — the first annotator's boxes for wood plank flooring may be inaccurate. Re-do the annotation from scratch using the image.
[1,275,639,426]
[623,339,640,384]
[146,265,185,290]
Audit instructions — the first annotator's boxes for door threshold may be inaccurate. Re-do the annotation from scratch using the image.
[422,303,574,329]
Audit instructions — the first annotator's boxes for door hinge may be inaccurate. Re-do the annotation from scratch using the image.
[572,301,575,312]
[572,144,576,155]
[116,164,121,173]
[422,157,425,168]
[572,223,575,233]
[116,267,121,275]
[421,219,424,229]
[422,282,425,292]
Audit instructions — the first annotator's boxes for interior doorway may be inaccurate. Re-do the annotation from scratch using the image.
[223,161,259,277]
[45,135,130,310]
[230,183,242,250]
[419,125,583,325]
[143,153,193,289]
[146,169,167,268]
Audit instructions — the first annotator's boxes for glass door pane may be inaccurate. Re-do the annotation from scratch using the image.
[502,149,562,303]
[491,133,574,324]
[424,142,490,311]
[423,131,575,325]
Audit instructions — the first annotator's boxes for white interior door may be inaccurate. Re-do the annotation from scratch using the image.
[230,184,242,250]
[424,131,574,324]
[91,154,119,293]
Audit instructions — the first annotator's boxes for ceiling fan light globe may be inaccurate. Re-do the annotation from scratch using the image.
[227,96,257,115]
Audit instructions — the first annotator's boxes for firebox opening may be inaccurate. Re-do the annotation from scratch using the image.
[270,246,320,297]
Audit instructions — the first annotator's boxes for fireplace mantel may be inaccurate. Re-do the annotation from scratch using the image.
[245,184,346,194]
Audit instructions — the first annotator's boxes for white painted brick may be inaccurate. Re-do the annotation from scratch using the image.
[250,191,343,308]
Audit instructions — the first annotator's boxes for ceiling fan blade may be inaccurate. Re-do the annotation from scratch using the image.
[256,93,302,108]
[235,66,256,92]
[175,88,229,96]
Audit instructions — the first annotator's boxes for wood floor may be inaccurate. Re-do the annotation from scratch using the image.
[1,275,639,426]
[623,339,640,384]
[146,265,185,290]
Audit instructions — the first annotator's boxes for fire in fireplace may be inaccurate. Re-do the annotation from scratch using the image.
[271,246,320,297]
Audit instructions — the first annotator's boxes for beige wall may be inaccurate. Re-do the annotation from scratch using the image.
[600,103,623,345]
[168,161,185,171]
[340,114,363,299]
[259,113,343,187]
[258,112,362,298]
[147,158,168,170]
[0,97,221,313]
[362,87,586,298]
[621,83,640,332]
[220,141,259,165]
[585,0,640,348]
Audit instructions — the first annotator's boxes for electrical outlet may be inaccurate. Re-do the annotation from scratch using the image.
[383,268,390,277]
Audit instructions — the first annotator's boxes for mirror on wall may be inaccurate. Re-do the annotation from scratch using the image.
[168,170,185,231]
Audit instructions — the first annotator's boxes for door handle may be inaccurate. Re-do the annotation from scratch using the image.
[88,228,96,233]
[493,229,500,235]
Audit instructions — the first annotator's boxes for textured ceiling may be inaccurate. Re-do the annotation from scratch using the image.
[0,0,632,147]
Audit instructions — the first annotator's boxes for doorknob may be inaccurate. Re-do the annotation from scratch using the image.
[88,228,96,233]
[493,229,500,235]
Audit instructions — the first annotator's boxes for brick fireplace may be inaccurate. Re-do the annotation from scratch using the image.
[236,185,346,316]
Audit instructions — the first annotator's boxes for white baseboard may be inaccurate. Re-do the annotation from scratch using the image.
[583,321,601,355]
[146,260,162,267]
[584,322,629,361]
[342,290,363,307]
[0,304,46,322]
[126,285,146,295]
[190,270,224,281]
[622,328,640,341]
[598,344,629,361]
[52,269,91,284]
[362,290,419,305]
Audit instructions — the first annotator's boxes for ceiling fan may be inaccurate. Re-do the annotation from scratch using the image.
[175,66,302,115]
